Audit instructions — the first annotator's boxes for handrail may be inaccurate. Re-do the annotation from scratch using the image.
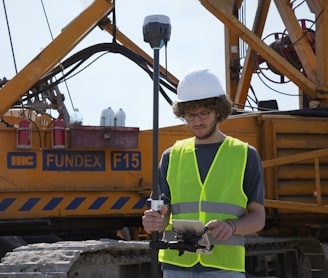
[263,148,328,213]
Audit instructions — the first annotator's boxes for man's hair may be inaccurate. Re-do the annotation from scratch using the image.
[172,96,232,123]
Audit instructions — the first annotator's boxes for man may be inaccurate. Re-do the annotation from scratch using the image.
[142,68,265,277]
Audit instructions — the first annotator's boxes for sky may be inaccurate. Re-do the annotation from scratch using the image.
[0,0,313,130]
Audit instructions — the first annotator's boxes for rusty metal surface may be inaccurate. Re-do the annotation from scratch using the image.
[69,126,139,148]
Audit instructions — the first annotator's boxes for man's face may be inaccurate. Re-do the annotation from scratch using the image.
[183,107,218,140]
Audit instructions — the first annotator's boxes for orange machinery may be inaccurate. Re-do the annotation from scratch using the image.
[1,0,328,276]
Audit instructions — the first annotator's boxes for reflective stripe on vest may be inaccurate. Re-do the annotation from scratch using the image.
[159,136,248,272]
[171,201,245,217]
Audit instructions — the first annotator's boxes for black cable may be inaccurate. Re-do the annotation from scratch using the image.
[112,0,116,43]
[256,71,302,97]
[2,0,17,73]
[40,0,54,40]
[40,0,76,111]
[34,43,177,106]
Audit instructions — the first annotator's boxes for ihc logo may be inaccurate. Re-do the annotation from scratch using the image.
[7,152,36,169]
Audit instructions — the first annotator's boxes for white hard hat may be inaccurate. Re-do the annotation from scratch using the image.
[176,68,225,102]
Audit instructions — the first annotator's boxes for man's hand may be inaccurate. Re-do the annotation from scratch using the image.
[206,219,235,241]
[142,206,168,233]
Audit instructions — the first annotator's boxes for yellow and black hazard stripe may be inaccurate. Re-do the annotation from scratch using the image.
[0,192,148,219]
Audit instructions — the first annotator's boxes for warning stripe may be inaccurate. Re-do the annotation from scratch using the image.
[66,197,86,210]
[0,198,15,211]
[88,197,108,210]
[43,197,63,210]
[0,194,148,218]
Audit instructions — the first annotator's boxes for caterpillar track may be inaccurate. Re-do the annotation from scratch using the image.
[0,236,327,277]
[0,240,155,278]
[245,236,328,277]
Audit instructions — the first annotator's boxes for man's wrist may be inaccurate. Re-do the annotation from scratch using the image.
[225,219,237,234]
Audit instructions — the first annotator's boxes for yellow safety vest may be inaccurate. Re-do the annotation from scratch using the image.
[159,136,248,272]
